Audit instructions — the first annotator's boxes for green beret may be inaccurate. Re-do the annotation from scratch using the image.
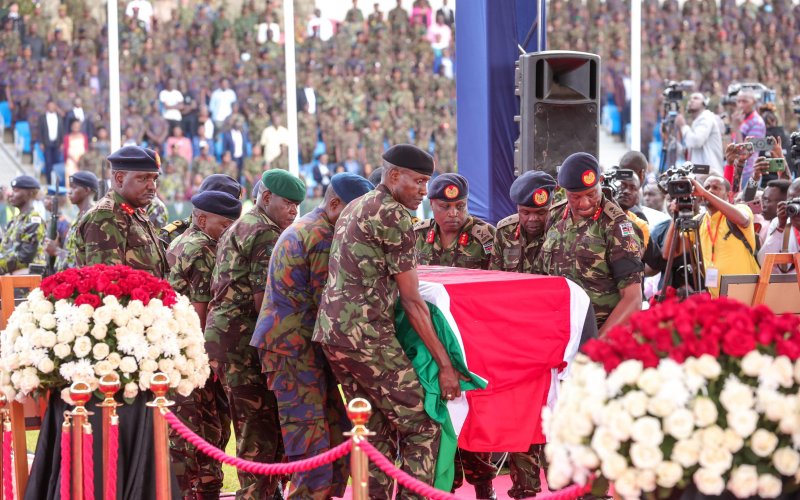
[261,170,306,203]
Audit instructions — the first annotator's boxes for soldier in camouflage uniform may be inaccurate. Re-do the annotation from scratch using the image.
[0,176,46,275]
[313,145,465,499]
[73,146,168,277]
[534,153,643,335]
[167,190,242,500]
[44,171,98,272]
[412,173,496,498]
[251,173,373,499]
[204,169,306,498]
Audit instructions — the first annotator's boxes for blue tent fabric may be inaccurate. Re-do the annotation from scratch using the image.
[455,1,543,225]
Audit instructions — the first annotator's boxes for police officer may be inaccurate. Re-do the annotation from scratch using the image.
[73,146,168,276]
[167,190,242,500]
[204,169,305,498]
[45,171,98,271]
[535,152,644,335]
[414,173,495,270]
[251,173,373,499]
[0,175,45,275]
[490,171,557,273]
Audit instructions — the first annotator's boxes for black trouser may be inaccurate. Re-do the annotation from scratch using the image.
[43,143,61,181]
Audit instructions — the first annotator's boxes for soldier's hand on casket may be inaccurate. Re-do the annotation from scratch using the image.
[439,365,469,400]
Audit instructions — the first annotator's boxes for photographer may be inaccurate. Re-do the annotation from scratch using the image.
[730,91,766,188]
[662,175,760,297]
[758,178,800,273]
[674,93,724,176]
[740,136,791,201]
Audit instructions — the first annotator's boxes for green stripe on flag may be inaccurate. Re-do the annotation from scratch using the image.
[395,300,487,492]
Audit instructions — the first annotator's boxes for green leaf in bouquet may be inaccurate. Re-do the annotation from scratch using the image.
[590,475,610,497]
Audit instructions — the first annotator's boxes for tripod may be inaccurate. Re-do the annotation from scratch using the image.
[657,213,706,302]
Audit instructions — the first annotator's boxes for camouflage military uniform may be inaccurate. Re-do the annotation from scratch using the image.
[488,201,565,273]
[204,203,285,498]
[413,217,495,270]
[0,209,46,274]
[159,216,192,250]
[55,206,92,272]
[313,185,440,500]
[251,207,350,499]
[146,197,169,229]
[534,196,643,329]
[166,226,231,499]
[73,191,168,277]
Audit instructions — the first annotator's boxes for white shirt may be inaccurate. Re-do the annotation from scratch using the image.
[304,88,316,114]
[208,88,237,123]
[230,129,243,159]
[307,16,333,41]
[202,118,214,140]
[72,107,84,122]
[680,109,724,176]
[428,22,451,50]
[158,89,183,122]
[758,218,799,274]
[260,125,289,163]
[46,112,58,142]
[125,0,153,31]
[257,22,281,44]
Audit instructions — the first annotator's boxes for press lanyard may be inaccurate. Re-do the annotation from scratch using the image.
[705,213,723,264]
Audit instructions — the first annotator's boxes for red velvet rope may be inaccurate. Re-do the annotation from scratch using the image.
[83,430,95,500]
[535,476,595,500]
[105,422,118,500]
[60,424,71,500]
[3,428,14,500]
[164,410,352,474]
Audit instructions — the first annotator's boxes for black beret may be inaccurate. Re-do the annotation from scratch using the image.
[199,174,242,199]
[510,171,557,208]
[428,173,468,201]
[191,191,242,220]
[47,186,68,196]
[557,152,600,192]
[262,170,306,203]
[368,166,384,187]
[70,171,99,191]
[330,173,374,204]
[10,175,40,190]
[382,144,434,175]
[107,146,161,172]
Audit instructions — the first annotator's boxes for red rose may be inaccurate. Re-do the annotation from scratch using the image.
[104,284,123,297]
[722,329,756,357]
[95,274,112,293]
[74,293,102,308]
[130,287,151,303]
[777,339,800,360]
[52,282,76,300]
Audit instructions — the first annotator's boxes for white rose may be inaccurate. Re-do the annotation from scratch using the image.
[750,429,779,457]
[53,342,72,360]
[646,397,675,418]
[698,446,733,475]
[37,358,55,374]
[779,412,800,435]
[119,356,137,374]
[637,368,663,396]
[72,336,92,358]
[694,467,725,496]
[158,358,175,373]
[60,387,74,405]
[663,408,694,440]
[93,360,113,377]
[700,425,725,447]
[146,326,163,343]
[32,299,53,315]
[600,452,628,481]
[19,370,40,393]
[727,465,759,498]
[93,306,112,325]
[720,379,755,413]
[139,308,155,327]
[573,446,600,469]
[630,443,663,470]
[612,359,643,387]
[91,324,108,340]
[695,354,722,379]
[38,314,56,330]
[693,397,719,428]
[758,474,783,499]
[127,300,144,318]
[623,390,648,418]
[176,379,194,397]
[614,469,641,499]
[655,461,683,489]
[546,459,572,490]
[72,321,89,337]
[762,356,795,389]
[56,328,75,344]
[794,358,800,384]
[20,321,36,336]
[631,416,664,447]
[39,331,57,348]
[742,350,768,377]
[723,428,744,453]
[140,359,158,373]
[106,352,121,369]
[146,345,161,361]
[590,427,620,459]
[773,447,800,476]
[168,370,182,388]
[92,342,110,360]
[123,382,138,399]
[728,409,759,438]
[604,409,633,442]
[112,309,131,327]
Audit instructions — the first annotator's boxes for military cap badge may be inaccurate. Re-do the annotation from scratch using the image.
[533,188,549,206]
[154,151,161,169]
[444,184,460,200]
[581,170,596,186]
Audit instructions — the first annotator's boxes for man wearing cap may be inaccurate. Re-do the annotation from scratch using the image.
[414,173,495,271]
[0,175,46,275]
[160,174,242,249]
[44,171,98,271]
[535,152,644,335]
[204,169,305,498]
[73,146,168,277]
[167,190,241,500]
[251,173,373,499]
[314,144,465,498]
[491,171,558,274]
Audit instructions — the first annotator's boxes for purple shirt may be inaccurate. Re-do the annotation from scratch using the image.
[739,111,766,187]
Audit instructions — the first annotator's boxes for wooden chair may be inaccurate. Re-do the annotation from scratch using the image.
[752,253,800,307]
[1,275,43,500]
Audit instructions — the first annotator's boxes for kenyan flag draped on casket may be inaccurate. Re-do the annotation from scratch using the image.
[395,266,594,490]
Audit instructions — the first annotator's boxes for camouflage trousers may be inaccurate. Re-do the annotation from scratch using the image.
[508,444,547,499]
[322,343,441,500]
[213,360,285,500]
[264,346,351,499]
[169,375,232,499]
[451,449,497,490]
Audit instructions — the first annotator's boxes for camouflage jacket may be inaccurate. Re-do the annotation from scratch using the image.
[160,216,192,250]
[0,208,46,274]
[534,196,644,329]
[313,184,416,349]
[251,207,333,371]
[166,226,216,304]
[413,216,495,270]
[73,191,169,277]
[56,206,92,272]
[146,197,169,229]
[489,214,544,273]
[204,204,283,368]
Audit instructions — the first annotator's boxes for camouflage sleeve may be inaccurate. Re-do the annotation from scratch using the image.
[75,213,125,267]
[174,244,215,303]
[248,230,277,293]
[306,240,331,310]
[608,217,644,289]
[488,231,505,271]
[0,220,45,273]
[376,206,416,275]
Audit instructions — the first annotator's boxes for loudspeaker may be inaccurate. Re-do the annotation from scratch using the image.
[514,51,601,177]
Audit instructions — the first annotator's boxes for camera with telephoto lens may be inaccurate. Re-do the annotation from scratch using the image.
[720,82,776,106]
[793,96,800,116]
[657,162,710,218]
[787,198,800,218]
[600,167,636,200]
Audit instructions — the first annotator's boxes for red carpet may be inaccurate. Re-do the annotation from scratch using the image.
[341,472,551,499]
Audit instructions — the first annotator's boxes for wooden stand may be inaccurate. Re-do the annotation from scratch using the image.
[751,253,800,306]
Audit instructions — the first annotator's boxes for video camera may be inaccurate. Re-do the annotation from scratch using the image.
[657,162,710,218]
[662,80,695,121]
[788,132,800,174]
[787,198,800,218]
[600,167,636,200]
[720,82,776,106]
[792,96,800,116]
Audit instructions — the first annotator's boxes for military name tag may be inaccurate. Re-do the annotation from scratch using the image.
[504,248,521,259]
[482,241,493,253]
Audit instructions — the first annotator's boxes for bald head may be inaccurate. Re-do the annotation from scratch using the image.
[619,151,648,184]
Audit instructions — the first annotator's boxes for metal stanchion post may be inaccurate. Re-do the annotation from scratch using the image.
[70,381,93,500]
[98,373,121,493]
[147,373,174,500]
[345,398,374,500]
